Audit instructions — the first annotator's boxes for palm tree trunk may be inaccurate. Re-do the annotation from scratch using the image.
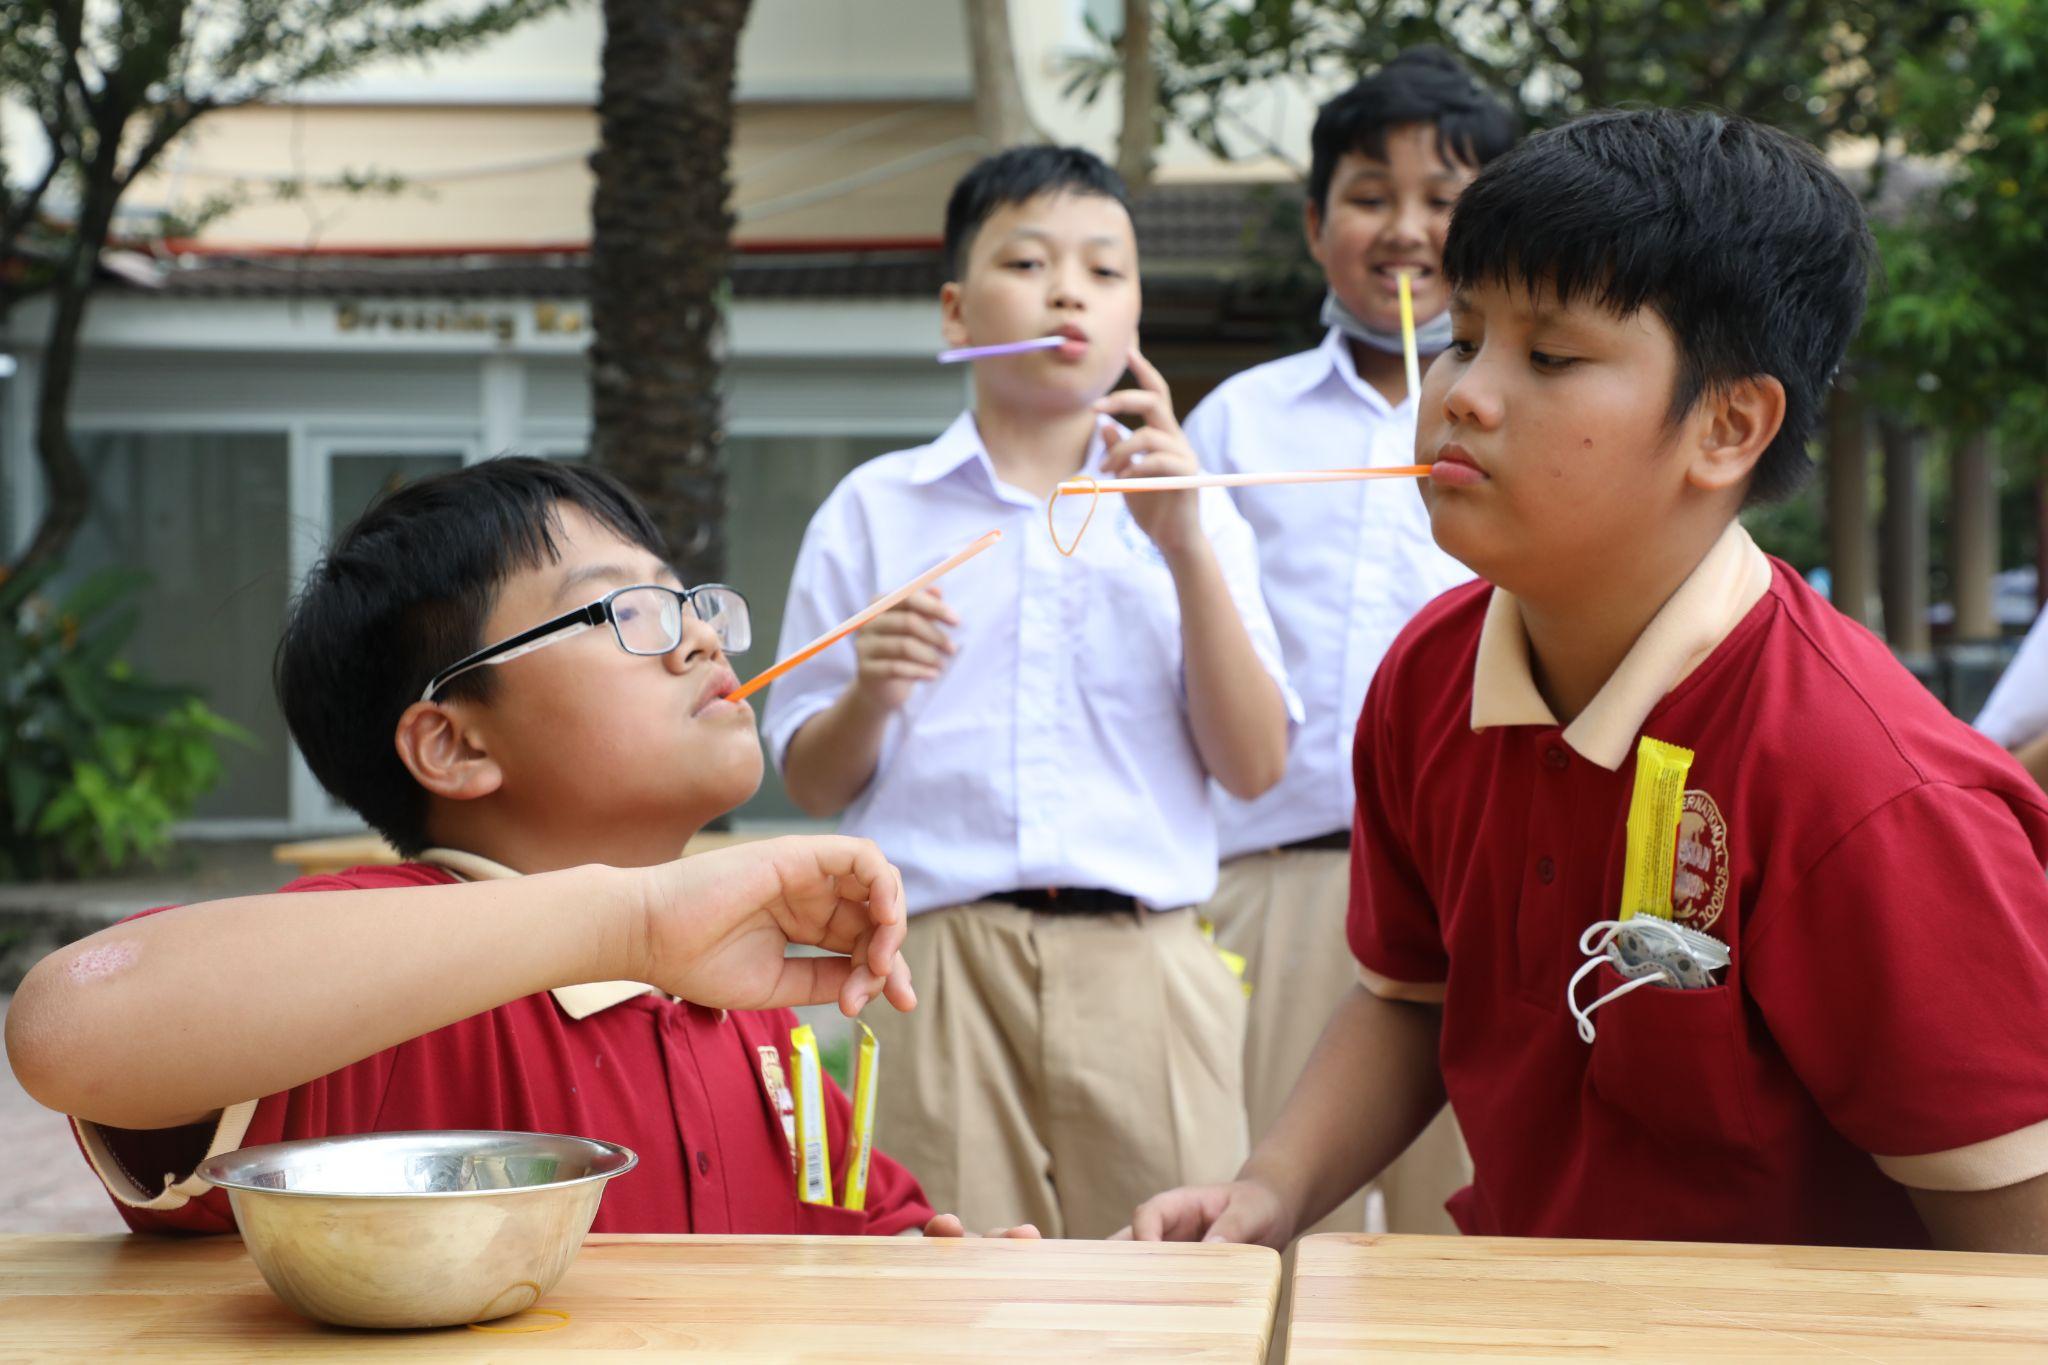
[14,138,124,578]
[963,0,1035,148]
[589,0,750,585]
[1117,0,1156,189]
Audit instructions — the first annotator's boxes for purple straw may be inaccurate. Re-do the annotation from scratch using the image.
[936,335,1067,364]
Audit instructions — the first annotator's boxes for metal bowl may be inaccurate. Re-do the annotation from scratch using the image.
[197,1130,636,1329]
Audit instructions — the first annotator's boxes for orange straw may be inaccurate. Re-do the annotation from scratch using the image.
[727,529,1003,703]
[1054,466,1430,496]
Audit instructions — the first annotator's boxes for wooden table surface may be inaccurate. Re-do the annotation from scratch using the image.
[0,1232,1280,1361]
[1288,1233,2048,1361]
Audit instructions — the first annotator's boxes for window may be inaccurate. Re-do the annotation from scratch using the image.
[725,432,924,825]
[67,432,292,822]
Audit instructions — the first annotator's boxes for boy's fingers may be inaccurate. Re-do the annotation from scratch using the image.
[1091,387,1166,421]
[1126,345,1170,398]
[774,953,853,1012]
[1107,1225,1133,1241]
[924,1213,966,1238]
[877,953,917,1013]
[870,636,947,669]
[865,611,954,650]
[1204,1196,1269,1246]
[997,1223,1042,1240]
[902,588,961,625]
[869,661,941,683]
[1127,1196,1172,1242]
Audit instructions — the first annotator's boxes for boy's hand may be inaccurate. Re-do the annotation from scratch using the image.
[633,836,915,1018]
[1092,346,1204,558]
[923,1213,1043,1239]
[851,587,959,712]
[1110,1179,1293,1249]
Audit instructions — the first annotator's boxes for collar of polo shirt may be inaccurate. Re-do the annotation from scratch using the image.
[1470,521,1773,770]
[418,848,662,1020]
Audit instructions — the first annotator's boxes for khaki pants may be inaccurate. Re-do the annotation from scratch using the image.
[864,901,1249,1239]
[1203,848,1471,1237]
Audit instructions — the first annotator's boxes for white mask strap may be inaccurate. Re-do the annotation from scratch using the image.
[1567,942,1675,1044]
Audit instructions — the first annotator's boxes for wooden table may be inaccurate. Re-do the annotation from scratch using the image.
[0,1233,1280,1360]
[1288,1233,2048,1361]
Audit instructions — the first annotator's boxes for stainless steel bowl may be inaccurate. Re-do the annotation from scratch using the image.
[197,1130,636,1329]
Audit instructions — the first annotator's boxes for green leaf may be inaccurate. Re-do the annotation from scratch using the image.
[4,762,46,834]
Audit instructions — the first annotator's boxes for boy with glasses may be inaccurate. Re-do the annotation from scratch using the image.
[10,457,1025,1239]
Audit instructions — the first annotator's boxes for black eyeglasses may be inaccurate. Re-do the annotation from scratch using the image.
[420,583,751,703]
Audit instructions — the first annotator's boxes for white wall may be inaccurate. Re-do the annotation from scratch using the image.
[278,0,973,105]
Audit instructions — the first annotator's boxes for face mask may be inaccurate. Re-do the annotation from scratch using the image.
[1321,288,1456,360]
[1567,917,1730,1043]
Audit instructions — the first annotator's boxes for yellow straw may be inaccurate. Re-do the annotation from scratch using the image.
[1397,269,1422,400]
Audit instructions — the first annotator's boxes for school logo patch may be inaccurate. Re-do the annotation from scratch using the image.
[759,1044,798,1174]
[1671,790,1730,931]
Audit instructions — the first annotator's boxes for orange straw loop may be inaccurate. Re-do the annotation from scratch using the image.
[1045,466,1430,553]
[1049,477,1100,557]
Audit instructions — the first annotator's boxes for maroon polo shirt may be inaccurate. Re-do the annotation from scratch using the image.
[1349,536,2048,1247]
[73,864,931,1238]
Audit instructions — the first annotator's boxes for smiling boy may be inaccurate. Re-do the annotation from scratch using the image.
[1184,47,1515,1237]
[5,458,970,1238]
[1125,110,2048,1252]
[765,146,1296,1238]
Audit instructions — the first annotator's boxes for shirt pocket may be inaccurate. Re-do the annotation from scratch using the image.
[1584,963,1759,1158]
[793,1198,873,1238]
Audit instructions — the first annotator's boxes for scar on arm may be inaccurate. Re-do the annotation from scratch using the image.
[67,941,139,983]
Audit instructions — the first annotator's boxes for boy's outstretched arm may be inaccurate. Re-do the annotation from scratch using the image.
[1117,983,1447,1246]
[1094,347,1290,800]
[6,836,912,1132]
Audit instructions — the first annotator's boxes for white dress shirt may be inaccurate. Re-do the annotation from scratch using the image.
[763,410,1299,915]
[1183,327,1475,859]
[1977,605,2048,750]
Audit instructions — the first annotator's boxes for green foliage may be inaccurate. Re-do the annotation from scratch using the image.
[1064,1,1963,166]
[1074,1,2042,573]
[1861,0,2048,451]
[0,563,249,879]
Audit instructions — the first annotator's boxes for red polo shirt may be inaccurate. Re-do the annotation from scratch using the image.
[73,864,931,1238]
[1349,526,2048,1247]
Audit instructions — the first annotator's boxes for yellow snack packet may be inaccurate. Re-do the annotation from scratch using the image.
[1619,736,1694,921]
[841,1021,880,1211]
[788,1025,831,1205]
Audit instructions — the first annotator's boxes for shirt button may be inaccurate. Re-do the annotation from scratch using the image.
[696,1150,712,1175]
[1544,745,1570,771]
[1537,857,1556,884]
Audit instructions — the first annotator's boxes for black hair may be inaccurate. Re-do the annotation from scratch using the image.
[942,144,1131,279]
[1307,47,1520,212]
[1441,108,1874,505]
[275,456,666,855]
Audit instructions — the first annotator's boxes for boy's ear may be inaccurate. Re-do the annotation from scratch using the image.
[939,280,969,349]
[1686,374,1786,496]
[1302,197,1331,273]
[394,701,504,804]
